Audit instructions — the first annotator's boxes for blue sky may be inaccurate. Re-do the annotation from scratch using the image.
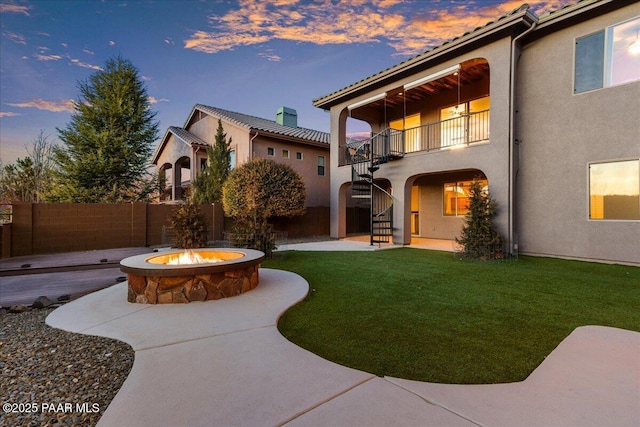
[0,0,573,164]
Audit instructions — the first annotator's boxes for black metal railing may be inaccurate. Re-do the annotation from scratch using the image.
[339,109,490,166]
[404,109,490,152]
[371,182,393,245]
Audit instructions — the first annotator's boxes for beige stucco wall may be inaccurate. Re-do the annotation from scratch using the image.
[155,134,191,170]
[413,170,486,240]
[517,3,640,264]
[187,114,253,166]
[253,136,330,207]
[328,37,514,244]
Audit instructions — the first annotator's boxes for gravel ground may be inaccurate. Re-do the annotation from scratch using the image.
[0,308,134,427]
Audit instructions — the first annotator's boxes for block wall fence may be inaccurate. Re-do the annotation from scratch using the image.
[0,203,329,258]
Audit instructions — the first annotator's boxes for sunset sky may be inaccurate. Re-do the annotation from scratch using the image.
[0,0,574,164]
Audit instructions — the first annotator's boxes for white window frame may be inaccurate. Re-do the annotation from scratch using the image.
[574,17,640,94]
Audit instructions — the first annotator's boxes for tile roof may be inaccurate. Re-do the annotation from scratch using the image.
[167,126,208,147]
[194,104,330,145]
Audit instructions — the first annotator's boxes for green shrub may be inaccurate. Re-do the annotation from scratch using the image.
[223,158,305,256]
[169,196,208,249]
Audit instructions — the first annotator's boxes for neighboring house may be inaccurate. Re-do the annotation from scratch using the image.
[152,105,330,207]
[313,0,639,264]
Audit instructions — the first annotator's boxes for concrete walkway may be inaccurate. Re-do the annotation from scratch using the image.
[0,247,154,307]
[46,261,640,426]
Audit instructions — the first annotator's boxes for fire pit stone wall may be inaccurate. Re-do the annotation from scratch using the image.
[120,249,264,304]
[127,265,259,303]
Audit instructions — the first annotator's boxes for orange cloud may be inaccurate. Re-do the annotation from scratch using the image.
[7,99,76,113]
[184,0,575,57]
[3,31,26,44]
[0,4,31,16]
[0,112,21,118]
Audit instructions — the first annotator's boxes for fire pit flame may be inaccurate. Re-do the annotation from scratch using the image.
[164,250,223,265]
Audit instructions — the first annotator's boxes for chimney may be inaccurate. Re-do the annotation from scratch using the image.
[276,107,297,128]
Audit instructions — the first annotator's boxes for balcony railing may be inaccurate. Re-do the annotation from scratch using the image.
[340,109,490,166]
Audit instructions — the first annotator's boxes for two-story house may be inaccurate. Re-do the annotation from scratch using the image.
[313,0,639,264]
[152,105,330,207]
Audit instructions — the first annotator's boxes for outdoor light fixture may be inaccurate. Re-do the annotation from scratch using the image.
[347,92,386,111]
[403,64,460,90]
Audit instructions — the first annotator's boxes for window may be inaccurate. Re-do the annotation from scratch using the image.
[443,179,488,216]
[318,156,325,176]
[267,147,274,156]
[230,150,236,170]
[589,159,640,220]
[282,149,289,158]
[296,152,303,160]
[200,158,207,171]
[575,17,640,93]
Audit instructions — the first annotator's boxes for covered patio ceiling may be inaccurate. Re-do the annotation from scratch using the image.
[351,59,490,112]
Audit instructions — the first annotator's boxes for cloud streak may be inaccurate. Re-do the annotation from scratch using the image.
[184,0,574,57]
[31,51,102,70]
[0,112,21,118]
[7,99,76,113]
[0,4,31,16]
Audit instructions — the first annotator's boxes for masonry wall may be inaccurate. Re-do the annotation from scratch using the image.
[4,203,328,257]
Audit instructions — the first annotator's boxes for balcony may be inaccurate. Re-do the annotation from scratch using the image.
[340,109,490,167]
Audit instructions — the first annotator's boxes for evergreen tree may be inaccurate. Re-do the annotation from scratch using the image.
[193,119,232,204]
[52,56,159,202]
[455,179,503,259]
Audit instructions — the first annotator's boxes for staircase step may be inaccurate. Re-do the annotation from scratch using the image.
[352,194,371,199]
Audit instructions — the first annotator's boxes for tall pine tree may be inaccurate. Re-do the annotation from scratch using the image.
[53,56,159,202]
[192,119,232,204]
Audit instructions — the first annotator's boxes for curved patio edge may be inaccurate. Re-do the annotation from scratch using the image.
[45,269,640,427]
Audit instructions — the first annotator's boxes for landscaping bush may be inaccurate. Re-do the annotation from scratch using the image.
[169,194,208,249]
[456,178,503,259]
[222,158,305,256]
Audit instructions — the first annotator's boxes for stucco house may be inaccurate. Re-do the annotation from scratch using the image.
[313,0,639,264]
[151,105,330,207]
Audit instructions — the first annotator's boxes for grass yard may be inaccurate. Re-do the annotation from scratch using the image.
[264,248,640,384]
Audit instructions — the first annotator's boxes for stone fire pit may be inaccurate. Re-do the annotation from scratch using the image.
[120,248,264,304]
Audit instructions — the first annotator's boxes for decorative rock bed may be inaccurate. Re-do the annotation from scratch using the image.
[120,248,264,304]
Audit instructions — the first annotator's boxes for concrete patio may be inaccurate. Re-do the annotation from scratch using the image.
[42,242,640,426]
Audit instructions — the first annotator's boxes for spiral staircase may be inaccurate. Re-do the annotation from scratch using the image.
[347,129,404,246]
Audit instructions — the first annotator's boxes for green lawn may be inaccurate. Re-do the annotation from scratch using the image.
[264,249,640,384]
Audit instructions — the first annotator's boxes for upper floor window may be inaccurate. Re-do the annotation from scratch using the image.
[575,17,640,94]
[230,150,236,170]
[267,147,275,156]
[282,149,290,158]
[318,156,325,176]
[589,159,639,220]
[296,152,303,160]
